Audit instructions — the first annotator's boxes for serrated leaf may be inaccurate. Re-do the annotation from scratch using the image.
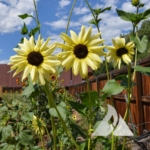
[133,65,150,74]
[1,144,15,150]
[130,35,148,53]
[79,91,98,107]
[102,79,124,95]
[22,84,35,97]
[1,125,13,141]
[21,112,34,121]
[116,9,135,21]
[19,131,33,146]
[68,101,87,116]
[70,122,87,138]
[142,8,150,19]
[49,102,66,120]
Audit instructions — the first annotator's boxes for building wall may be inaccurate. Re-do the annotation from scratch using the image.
[0,64,93,87]
[0,64,21,87]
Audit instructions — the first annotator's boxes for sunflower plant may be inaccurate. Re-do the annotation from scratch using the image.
[4,0,150,150]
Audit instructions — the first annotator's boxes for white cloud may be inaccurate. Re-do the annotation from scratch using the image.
[74,7,89,15]
[121,2,136,12]
[0,59,9,64]
[0,0,39,33]
[45,19,81,30]
[59,0,71,8]
[46,0,150,46]
[78,14,92,23]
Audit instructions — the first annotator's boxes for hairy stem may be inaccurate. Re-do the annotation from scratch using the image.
[33,0,40,34]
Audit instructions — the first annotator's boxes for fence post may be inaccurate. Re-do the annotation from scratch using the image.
[135,72,144,134]
[0,86,2,97]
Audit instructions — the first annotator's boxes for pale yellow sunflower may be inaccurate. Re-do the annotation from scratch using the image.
[72,115,77,121]
[56,26,105,78]
[9,35,60,85]
[32,115,45,135]
[106,37,135,69]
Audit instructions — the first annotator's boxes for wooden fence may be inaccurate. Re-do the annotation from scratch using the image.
[0,86,22,97]
[66,56,150,134]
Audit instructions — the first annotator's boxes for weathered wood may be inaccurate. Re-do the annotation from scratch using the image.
[134,72,146,133]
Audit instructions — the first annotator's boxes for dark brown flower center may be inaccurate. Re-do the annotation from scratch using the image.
[74,44,88,59]
[116,48,128,57]
[27,51,43,66]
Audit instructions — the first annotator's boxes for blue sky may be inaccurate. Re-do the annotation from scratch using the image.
[0,0,149,64]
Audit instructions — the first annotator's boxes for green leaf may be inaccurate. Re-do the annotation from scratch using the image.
[116,9,135,21]
[18,13,34,19]
[1,144,15,150]
[19,130,33,146]
[49,102,67,120]
[89,19,97,25]
[30,146,43,150]
[133,65,150,74]
[130,35,148,53]
[79,141,86,150]
[115,74,127,80]
[102,79,124,95]
[1,125,13,141]
[100,7,111,13]
[93,7,111,15]
[21,23,28,35]
[93,8,101,15]
[142,9,150,19]
[139,3,145,7]
[68,101,87,116]
[79,91,98,107]
[100,93,108,102]
[28,27,40,37]
[70,122,87,138]
[21,112,34,121]
[22,84,35,96]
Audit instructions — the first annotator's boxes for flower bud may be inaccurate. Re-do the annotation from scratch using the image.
[132,0,140,6]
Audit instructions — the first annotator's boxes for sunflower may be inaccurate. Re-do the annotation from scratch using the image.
[9,35,60,85]
[32,115,46,135]
[56,26,105,78]
[72,115,77,121]
[106,37,135,69]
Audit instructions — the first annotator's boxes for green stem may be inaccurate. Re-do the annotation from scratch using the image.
[122,64,132,150]
[111,131,115,150]
[51,100,79,149]
[84,0,110,80]
[33,0,40,34]
[39,127,45,150]
[60,140,63,150]
[51,116,57,150]
[43,83,57,150]
[65,0,77,34]
[45,126,51,141]
[86,77,92,150]
[44,81,79,150]
[132,6,139,80]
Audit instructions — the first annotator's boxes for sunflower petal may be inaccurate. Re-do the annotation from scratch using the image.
[72,58,80,75]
